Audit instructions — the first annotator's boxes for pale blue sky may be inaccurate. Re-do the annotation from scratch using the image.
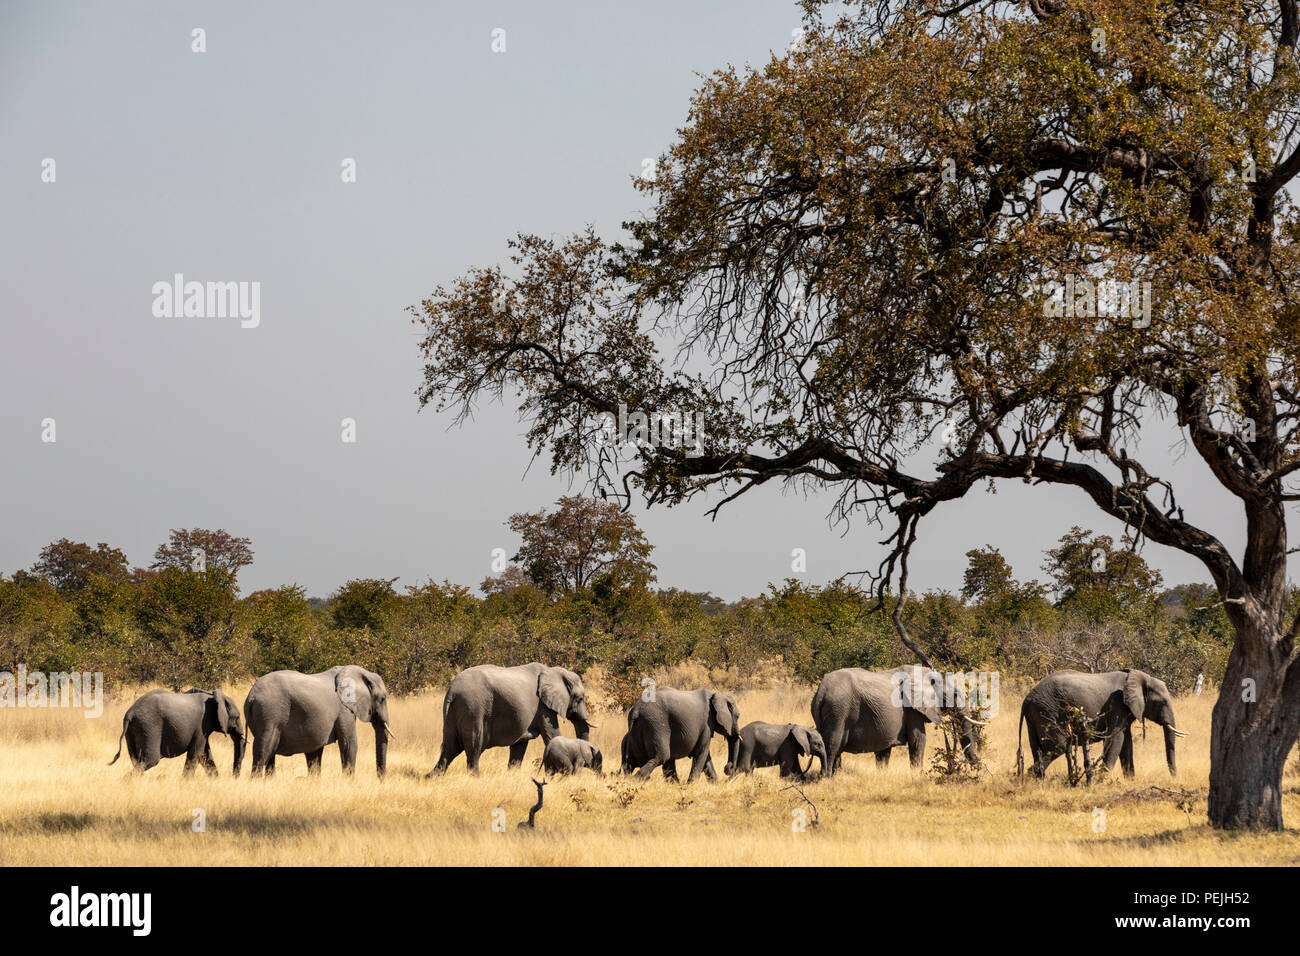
[0,1,1287,599]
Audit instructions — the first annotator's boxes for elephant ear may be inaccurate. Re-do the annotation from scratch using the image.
[788,725,812,756]
[212,689,231,733]
[710,693,737,736]
[538,668,569,716]
[1123,670,1145,720]
[915,703,944,725]
[335,667,374,720]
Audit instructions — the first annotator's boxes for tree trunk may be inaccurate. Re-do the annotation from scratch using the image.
[1207,628,1297,829]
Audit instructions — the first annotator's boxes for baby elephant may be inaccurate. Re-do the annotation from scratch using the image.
[543,737,603,775]
[110,688,245,775]
[730,722,827,778]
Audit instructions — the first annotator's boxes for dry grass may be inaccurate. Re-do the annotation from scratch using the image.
[1,682,1298,865]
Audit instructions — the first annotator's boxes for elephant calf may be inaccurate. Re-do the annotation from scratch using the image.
[1017,668,1186,782]
[542,737,603,775]
[729,721,827,778]
[110,688,245,775]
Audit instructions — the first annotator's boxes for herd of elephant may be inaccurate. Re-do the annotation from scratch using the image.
[109,662,1186,786]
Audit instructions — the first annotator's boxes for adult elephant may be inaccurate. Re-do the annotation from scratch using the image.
[109,688,244,775]
[624,687,740,782]
[728,721,827,778]
[620,729,711,779]
[244,665,392,778]
[428,663,592,775]
[812,666,982,774]
[1017,669,1185,781]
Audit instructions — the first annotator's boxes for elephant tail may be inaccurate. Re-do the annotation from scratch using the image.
[108,713,128,765]
[1016,707,1026,778]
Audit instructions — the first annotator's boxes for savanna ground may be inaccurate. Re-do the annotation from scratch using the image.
[2,678,1298,865]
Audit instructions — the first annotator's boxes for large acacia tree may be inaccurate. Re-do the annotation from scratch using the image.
[414,0,1300,828]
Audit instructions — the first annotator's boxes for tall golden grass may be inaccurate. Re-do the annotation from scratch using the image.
[1,680,1297,865]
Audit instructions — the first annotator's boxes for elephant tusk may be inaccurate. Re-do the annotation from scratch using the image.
[1169,728,1187,738]
[964,717,989,726]
[382,722,396,740]
[585,721,599,729]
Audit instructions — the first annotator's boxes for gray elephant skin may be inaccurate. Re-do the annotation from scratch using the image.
[620,729,712,780]
[110,688,245,775]
[244,665,392,777]
[812,666,980,774]
[729,721,826,778]
[1017,669,1185,781]
[624,687,740,782]
[429,662,592,774]
[542,737,603,775]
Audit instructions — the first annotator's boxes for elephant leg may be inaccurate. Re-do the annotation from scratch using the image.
[1120,728,1135,777]
[821,729,844,777]
[305,748,324,775]
[252,729,279,777]
[507,740,530,768]
[875,749,891,768]
[906,723,926,768]
[458,722,486,775]
[183,737,206,776]
[202,742,218,777]
[634,752,666,781]
[734,744,750,775]
[136,753,160,772]
[136,725,164,772]
[1101,730,1125,772]
[1027,728,1050,778]
[1064,741,1078,786]
[687,749,711,783]
[1035,748,1057,778]
[697,748,719,782]
[249,738,263,777]
[338,732,358,775]
[661,758,679,781]
[136,752,161,772]
[462,740,485,774]
[126,733,151,772]
[429,725,464,776]
[1082,738,1094,785]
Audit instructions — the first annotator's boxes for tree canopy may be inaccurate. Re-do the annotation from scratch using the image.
[498,494,657,595]
[414,0,1300,828]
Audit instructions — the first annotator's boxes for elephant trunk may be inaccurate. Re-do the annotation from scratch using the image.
[960,717,980,764]
[571,716,591,741]
[231,732,245,776]
[724,732,740,775]
[1163,725,1177,776]
[373,721,389,778]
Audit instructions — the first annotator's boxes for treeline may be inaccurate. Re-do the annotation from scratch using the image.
[0,507,1256,701]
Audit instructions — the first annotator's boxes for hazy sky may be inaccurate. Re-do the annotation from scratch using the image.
[1,1,1293,601]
